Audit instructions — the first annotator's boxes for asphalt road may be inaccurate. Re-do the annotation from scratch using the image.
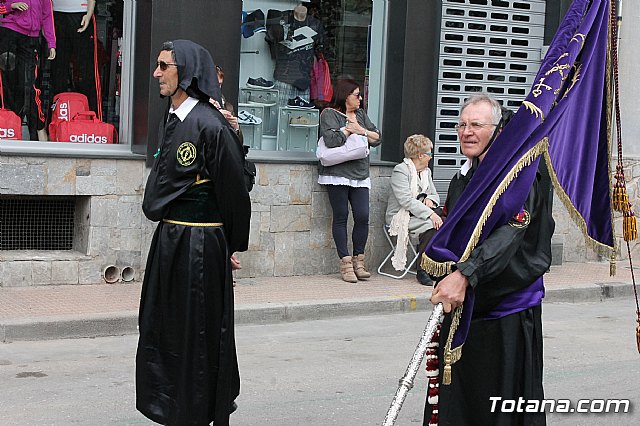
[0,298,638,425]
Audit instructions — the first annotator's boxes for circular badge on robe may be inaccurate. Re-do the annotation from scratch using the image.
[177,142,197,166]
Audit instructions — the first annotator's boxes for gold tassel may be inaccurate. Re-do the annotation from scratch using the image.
[623,209,638,242]
[443,352,452,385]
[613,184,628,212]
[613,164,628,212]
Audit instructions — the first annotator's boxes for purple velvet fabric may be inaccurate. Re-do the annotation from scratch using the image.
[428,0,613,351]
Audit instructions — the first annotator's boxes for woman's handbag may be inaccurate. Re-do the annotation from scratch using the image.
[316,133,370,166]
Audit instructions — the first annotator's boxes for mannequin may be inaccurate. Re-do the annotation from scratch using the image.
[293,4,307,21]
[268,2,324,107]
[50,0,99,118]
[0,0,56,141]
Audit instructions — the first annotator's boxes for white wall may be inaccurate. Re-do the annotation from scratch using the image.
[618,1,640,158]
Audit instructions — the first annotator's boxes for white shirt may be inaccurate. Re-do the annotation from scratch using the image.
[53,0,89,13]
[169,97,199,122]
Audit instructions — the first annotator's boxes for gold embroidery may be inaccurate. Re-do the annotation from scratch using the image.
[177,142,197,166]
[532,77,553,97]
[571,33,586,48]
[522,101,544,121]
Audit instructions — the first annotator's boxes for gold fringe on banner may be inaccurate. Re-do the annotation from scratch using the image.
[442,306,463,385]
[540,149,617,274]
[421,253,455,278]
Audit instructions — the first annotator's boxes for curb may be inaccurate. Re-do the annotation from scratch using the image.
[0,283,634,342]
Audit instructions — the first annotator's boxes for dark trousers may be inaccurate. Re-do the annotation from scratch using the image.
[0,27,46,138]
[50,12,98,113]
[326,185,369,259]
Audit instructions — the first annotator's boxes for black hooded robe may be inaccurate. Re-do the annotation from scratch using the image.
[136,41,250,426]
[424,163,554,426]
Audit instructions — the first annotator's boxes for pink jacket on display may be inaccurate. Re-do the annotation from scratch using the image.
[0,0,56,48]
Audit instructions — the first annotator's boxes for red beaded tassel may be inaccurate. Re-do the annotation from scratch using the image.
[425,325,441,426]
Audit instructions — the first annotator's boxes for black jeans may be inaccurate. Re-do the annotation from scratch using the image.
[50,12,98,113]
[0,27,46,138]
[326,185,369,259]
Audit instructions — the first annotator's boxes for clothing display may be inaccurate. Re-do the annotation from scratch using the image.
[0,0,56,139]
[246,76,274,89]
[50,2,99,114]
[287,95,314,108]
[266,8,324,92]
[242,9,266,38]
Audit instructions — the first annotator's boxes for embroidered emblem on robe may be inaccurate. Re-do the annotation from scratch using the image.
[177,142,197,166]
[509,209,530,228]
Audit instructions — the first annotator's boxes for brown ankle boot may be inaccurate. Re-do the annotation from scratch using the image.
[352,254,371,280]
[340,256,358,283]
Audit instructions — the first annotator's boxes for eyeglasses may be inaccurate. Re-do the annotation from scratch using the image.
[156,60,178,71]
[454,122,498,131]
[350,92,362,98]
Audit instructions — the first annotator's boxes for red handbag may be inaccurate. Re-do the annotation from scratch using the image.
[55,111,118,144]
[310,53,333,103]
[0,70,22,140]
[49,92,90,141]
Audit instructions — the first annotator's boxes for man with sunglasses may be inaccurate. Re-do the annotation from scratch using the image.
[423,93,554,425]
[137,40,250,426]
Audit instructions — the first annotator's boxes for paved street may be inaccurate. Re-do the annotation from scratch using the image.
[0,298,638,425]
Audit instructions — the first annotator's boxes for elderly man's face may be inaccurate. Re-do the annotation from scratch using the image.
[458,101,498,161]
[153,50,179,97]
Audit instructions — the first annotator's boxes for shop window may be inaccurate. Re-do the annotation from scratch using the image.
[237,0,376,153]
[0,0,131,148]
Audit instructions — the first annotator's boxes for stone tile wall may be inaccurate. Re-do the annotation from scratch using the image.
[3,155,639,286]
[0,156,148,287]
[234,163,394,278]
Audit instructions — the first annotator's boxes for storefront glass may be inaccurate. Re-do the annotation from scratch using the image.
[0,0,132,147]
[238,0,381,153]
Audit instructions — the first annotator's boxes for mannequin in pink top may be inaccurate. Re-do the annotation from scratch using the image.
[0,0,56,141]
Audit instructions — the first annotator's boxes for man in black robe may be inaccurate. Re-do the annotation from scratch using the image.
[424,93,554,425]
[136,40,251,426]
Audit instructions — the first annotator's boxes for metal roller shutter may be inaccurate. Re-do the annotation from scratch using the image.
[433,0,547,195]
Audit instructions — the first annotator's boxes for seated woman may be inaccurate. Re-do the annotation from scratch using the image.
[385,134,443,285]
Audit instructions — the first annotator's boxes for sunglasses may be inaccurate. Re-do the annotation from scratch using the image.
[156,60,178,71]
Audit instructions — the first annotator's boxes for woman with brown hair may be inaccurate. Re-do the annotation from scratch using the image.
[318,78,381,282]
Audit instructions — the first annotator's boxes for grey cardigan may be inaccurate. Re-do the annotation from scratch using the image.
[317,108,381,181]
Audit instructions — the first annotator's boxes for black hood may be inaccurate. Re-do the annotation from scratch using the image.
[172,39,222,105]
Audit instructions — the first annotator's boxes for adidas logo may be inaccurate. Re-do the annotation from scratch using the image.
[0,128,16,138]
[69,133,108,143]
[56,102,71,121]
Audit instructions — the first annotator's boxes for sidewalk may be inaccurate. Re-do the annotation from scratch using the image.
[0,261,636,342]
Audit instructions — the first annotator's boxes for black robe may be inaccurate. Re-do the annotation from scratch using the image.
[424,162,554,426]
[137,99,250,426]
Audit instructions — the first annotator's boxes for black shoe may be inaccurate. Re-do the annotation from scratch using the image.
[416,270,433,286]
[287,96,314,109]
[247,77,274,89]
